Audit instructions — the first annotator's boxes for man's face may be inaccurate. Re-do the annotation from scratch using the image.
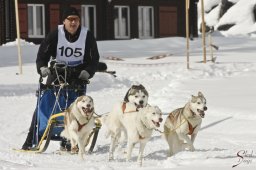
[63,15,80,35]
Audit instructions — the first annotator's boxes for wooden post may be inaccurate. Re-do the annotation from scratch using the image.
[208,33,214,62]
[14,0,23,74]
[186,0,190,69]
[200,0,206,63]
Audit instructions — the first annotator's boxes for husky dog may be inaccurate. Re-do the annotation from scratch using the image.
[102,84,150,145]
[164,92,207,156]
[61,95,95,159]
[106,105,163,166]
[123,84,149,109]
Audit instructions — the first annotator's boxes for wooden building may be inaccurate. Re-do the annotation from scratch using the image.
[0,0,199,45]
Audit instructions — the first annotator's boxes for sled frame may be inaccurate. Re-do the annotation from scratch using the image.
[18,112,101,153]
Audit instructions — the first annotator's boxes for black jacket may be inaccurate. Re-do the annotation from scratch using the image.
[36,26,100,79]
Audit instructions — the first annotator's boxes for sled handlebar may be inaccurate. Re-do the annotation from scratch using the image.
[39,62,90,85]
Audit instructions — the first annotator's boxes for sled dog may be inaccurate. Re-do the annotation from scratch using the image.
[164,91,207,156]
[123,84,149,109]
[102,84,150,144]
[106,105,163,165]
[61,95,95,159]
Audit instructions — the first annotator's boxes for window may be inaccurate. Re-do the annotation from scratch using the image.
[81,5,97,38]
[138,6,154,39]
[114,6,130,39]
[28,4,45,38]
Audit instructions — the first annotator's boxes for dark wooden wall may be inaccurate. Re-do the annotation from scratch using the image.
[0,0,199,45]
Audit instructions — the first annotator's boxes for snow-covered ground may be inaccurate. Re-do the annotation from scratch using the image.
[1,0,256,169]
[1,33,256,170]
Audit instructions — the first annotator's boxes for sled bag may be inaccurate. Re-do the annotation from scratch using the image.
[37,88,82,138]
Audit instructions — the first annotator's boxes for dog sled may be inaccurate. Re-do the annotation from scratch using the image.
[17,62,101,153]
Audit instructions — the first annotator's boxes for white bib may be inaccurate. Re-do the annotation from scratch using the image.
[56,25,88,67]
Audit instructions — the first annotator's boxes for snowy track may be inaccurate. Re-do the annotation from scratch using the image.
[1,35,256,169]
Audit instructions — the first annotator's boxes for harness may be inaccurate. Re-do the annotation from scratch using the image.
[76,110,94,132]
[164,108,197,135]
[184,110,198,135]
[122,102,127,113]
[121,102,138,113]
[187,119,197,135]
[121,102,152,139]
[120,102,160,139]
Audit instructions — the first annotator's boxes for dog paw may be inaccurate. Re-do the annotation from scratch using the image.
[108,154,114,161]
[79,153,85,160]
[168,152,174,157]
[184,144,195,151]
[71,146,79,154]
[190,146,195,152]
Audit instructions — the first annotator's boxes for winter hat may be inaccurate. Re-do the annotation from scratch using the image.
[62,7,80,21]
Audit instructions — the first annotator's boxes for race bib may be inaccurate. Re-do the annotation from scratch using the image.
[56,25,88,66]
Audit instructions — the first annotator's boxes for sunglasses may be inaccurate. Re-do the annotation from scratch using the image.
[66,17,80,22]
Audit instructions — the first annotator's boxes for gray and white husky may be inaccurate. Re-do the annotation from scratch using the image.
[119,84,149,142]
[101,84,150,157]
[123,84,149,109]
[164,91,207,156]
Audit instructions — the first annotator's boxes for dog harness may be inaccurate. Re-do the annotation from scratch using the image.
[188,122,197,135]
[122,102,126,112]
[167,108,197,135]
[76,113,93,132]
[121,102,138,113]
[186,110,198,135]
[76,120,87,131]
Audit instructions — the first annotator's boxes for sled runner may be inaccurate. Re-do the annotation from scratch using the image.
[17,62,101,153]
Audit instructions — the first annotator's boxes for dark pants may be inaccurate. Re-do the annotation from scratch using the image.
[22,110,37,149]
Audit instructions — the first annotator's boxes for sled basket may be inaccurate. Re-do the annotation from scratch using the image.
[36,85,80,140]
